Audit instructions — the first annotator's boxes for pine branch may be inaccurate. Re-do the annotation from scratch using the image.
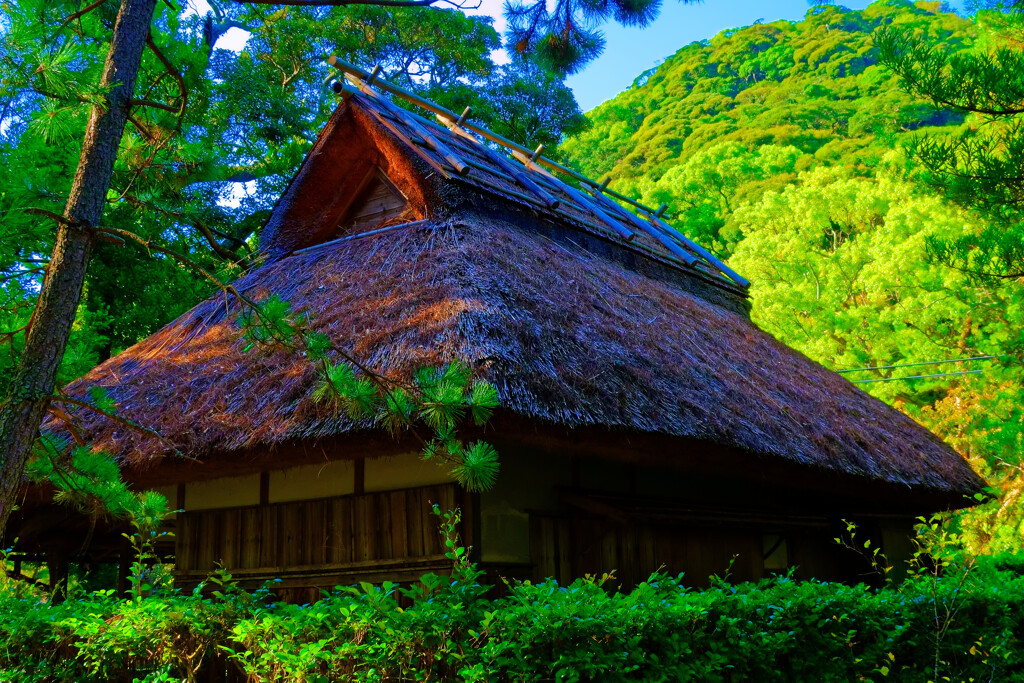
[121,195,252,262]
[144,35,186,122]
[47,403,87,446]
[131,98,179,113]
[23,207,125,245]
[0,324,30,349]
[57,0,110,33]
[50,395,191,459]
[876,27,1024,116]
[126,113,158,141]
[92,225,239,298]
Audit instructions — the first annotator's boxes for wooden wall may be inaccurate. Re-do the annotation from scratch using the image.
[175,483,469,599]
[530,516,759,587]
[529,511,892,589]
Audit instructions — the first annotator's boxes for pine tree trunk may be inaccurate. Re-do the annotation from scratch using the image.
[0,0,159,534]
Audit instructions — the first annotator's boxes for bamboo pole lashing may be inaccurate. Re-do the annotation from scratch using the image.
[649,214,750,288]
[292,220,431,255]
[582,183,700,266]
[328,57,750,288]
[580,164,746,286]
[328,58,679,214]
[366,64,381,86]
[560,186,637,242]
[329,59,606,186]
[506,147,633,239]
[344,75,470,177]
[502,151,634,241]
[340,84,451,180]
[436,114,561,210]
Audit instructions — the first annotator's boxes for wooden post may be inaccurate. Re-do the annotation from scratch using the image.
[46,549,69,604]
[354,458,365,495]
[260,471,270,506]
[366,64,381,86]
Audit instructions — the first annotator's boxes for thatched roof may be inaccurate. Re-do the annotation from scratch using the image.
[51,83,985,509]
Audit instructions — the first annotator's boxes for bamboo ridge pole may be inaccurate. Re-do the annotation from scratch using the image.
[326,58,661,215]
[326,56,751,290]
[344,74,470,176]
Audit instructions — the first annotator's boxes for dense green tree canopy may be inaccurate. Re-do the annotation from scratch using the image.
[877,1,1024,279]
[561,1,973,204]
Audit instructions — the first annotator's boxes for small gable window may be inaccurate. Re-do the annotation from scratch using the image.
[335,168,411,238]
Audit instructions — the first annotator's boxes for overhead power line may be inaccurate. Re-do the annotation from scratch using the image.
[837,355,1004,374]
[851,370,983,384]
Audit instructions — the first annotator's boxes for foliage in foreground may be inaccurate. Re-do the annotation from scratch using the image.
[3,546,1024,682]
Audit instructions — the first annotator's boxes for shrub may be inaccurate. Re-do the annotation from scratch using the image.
[2,550,1024,682]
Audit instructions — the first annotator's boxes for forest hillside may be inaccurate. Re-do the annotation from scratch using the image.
[562,0,1023,551]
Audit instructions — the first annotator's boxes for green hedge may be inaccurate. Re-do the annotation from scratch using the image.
[2,557,1024,682]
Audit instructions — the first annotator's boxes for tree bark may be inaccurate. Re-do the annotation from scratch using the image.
[0,0,159,534]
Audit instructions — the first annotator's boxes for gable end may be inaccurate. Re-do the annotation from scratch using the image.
[260,105,432,260]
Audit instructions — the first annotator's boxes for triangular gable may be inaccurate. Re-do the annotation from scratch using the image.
[259,105,430,260]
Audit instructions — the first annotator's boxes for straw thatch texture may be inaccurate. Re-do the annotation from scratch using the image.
[57,216,983,498]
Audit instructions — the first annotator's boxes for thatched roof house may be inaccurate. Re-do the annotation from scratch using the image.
[28,63,983,598]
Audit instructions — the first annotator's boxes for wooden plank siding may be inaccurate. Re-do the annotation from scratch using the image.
[339,171,410,235]
[528,510,875,589]
[530,515,765,588]
[175,483,462,591]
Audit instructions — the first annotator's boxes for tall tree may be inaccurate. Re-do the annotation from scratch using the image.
[875,1,1024,280]
[0,0,158,533]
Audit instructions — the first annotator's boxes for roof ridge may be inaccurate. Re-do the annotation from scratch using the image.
[326,57,750,291]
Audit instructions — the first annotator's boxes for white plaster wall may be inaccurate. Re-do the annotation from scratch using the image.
[269,460,355,503]
[178,453,453,511]
[364,452,453,492]
[184,473,260,510]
